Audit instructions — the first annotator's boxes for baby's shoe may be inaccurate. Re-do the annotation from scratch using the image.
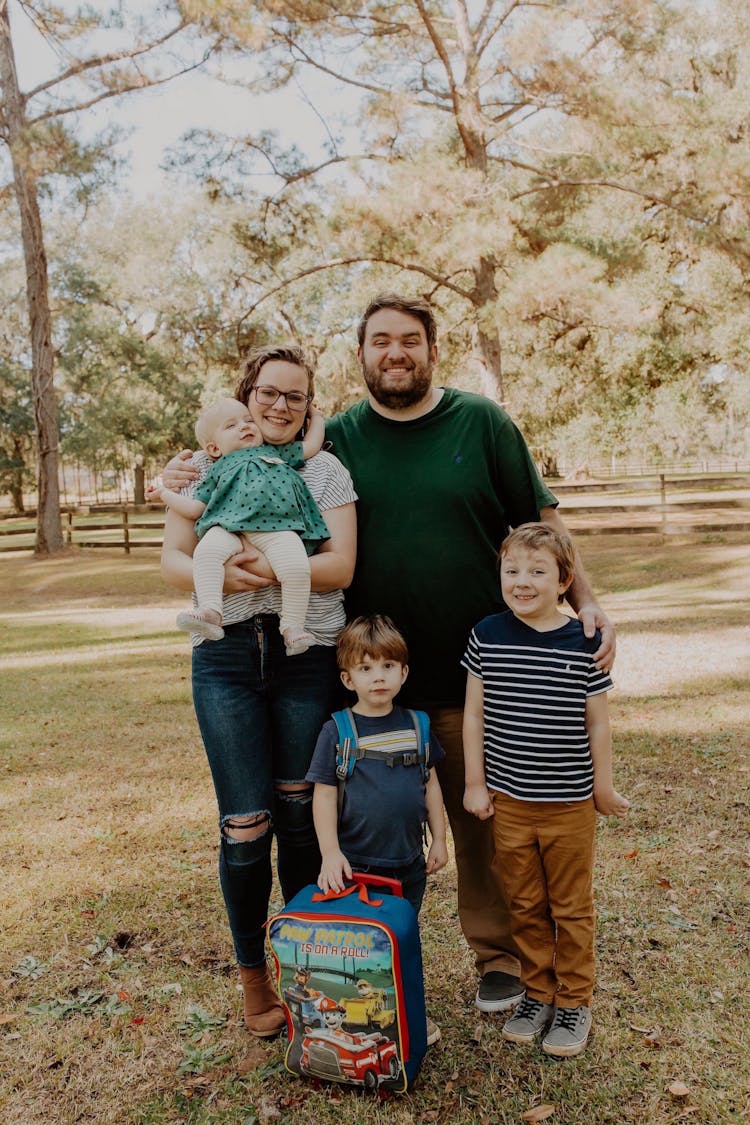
[176,610,224,641]
[283,626,315,655]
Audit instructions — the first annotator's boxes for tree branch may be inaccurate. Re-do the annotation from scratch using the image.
[235,256,475,346]
[29,48,214,124]
[277,32,455,116]
[24,19,190,101]
[508,168,710,225]
[414,0,456,89]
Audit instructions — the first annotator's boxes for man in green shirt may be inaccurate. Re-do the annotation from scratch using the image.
[326,294,615,1013]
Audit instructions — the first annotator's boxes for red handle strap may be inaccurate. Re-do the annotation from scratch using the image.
[310,871,404,905]
[350,871,404,897]
[311,882,383,907]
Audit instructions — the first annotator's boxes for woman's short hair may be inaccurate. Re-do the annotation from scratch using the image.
[235,344,315,404]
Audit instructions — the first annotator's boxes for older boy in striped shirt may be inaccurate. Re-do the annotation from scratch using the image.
[462,523,628,1058]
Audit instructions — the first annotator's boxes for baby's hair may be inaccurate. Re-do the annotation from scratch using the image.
[194,397,240,449]
[336,614,409,671]
[499,522,576,593]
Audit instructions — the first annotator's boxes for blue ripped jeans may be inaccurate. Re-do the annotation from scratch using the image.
[192,615,339,967]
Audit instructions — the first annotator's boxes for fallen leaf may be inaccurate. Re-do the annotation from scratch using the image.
[0,1014,16,1026]
[629,1023,656,1034]
[181,1076,210,1099]
[624,848,639,859]
[235,1042,270,1074]
[117,988,131,1002]
[129,1017,145,1026]
[472,1023,483,1043]
[707,830,720,840]
[657,878,672,889]
[669,1080,690,1098]
[677,1108,701,1119]
[80,909,95,918]
[522,1105,556,1123]
[256,1094,283,1121]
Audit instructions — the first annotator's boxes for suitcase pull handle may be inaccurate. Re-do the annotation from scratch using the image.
[351,871,404,897]
[311,882,384,907]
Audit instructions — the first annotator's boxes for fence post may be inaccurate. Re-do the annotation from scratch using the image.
[66,510,73,546]
[660,473,667,534]
[123,508,130,555]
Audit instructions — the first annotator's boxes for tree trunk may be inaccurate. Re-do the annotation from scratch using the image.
[0,0,63,553]
[471,255,504,401]
[10,434,26,513]
[453,79,505,401]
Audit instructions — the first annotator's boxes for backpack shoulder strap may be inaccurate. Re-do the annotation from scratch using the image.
[332,708,358,817]
[407,708,431,780]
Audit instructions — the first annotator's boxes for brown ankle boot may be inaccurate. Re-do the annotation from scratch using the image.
[238,963,286,1037]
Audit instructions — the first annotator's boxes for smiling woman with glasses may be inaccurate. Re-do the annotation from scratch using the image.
[157,342,357,1038]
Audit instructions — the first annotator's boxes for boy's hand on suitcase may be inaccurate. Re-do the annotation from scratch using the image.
[318,850,353,894]
[463,783,495,820]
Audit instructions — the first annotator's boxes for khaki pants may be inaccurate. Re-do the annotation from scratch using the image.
[491,793,597,1007]
[431,707,520,977]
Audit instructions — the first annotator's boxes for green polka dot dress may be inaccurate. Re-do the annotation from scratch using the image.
[194,443,330,553]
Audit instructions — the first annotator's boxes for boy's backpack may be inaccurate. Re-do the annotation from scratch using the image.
[332,707,431,815]
[267,873,427,1094]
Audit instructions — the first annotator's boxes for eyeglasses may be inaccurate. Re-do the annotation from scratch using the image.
[252,385,311,413]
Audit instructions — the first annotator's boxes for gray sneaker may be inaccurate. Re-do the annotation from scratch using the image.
[501,994,554,1044]
[542,1005,592,1057]
[475,971,525,1012]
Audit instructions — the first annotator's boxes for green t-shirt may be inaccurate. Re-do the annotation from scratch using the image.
[325,388,557,707]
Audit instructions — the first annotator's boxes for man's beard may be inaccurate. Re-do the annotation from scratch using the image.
[361,356,434,409]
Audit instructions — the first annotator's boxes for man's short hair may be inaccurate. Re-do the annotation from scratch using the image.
[499,522,576,589]
[235,344,315,405]
[356,293,438,350]
[336,614,409,671]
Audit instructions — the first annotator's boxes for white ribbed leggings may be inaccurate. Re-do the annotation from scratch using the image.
[193,525,311,634]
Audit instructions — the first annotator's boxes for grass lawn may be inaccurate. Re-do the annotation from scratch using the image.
[1,535,748,1124]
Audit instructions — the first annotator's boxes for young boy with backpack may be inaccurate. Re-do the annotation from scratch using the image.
[305,614,448,1044]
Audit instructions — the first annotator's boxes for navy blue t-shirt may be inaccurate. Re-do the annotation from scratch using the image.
[306,705,444,867]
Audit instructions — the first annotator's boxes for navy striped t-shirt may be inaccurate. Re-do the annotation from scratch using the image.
[461,611,613,801]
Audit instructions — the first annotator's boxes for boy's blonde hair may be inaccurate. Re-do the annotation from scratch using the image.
[194,397,240,450]
[499,523,576,593]
[336,615,409,671]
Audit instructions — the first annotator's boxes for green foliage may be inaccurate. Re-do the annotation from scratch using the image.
[5,0,750,484]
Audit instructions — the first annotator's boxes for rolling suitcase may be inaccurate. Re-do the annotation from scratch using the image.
[267,872,427,1093]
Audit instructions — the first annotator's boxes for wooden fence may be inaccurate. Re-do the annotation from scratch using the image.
[2,474,750,553]
[0,508,165,554]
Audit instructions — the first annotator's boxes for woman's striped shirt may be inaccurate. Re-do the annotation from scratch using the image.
[461,611,613,801]
[182,449,357,646]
